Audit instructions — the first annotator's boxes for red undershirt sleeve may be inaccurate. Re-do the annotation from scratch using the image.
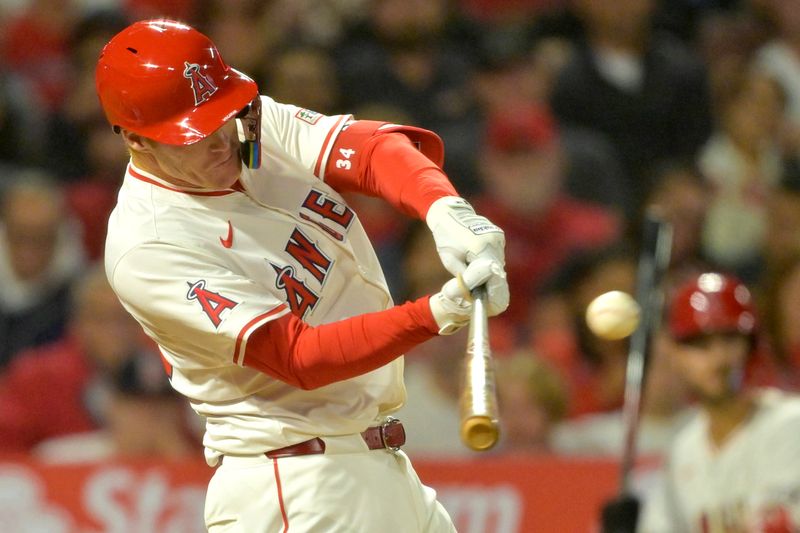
[242,296,439,390]
[325,131,458,219]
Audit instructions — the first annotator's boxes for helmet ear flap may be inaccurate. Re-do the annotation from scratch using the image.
[236,97,261,169]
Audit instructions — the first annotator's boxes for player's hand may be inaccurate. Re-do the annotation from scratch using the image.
[426,196,505,275]
[429,257,509,335]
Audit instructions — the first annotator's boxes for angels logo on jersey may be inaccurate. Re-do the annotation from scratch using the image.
[186,280,238,327]
[270,263,319,319]
[183,62,218,105]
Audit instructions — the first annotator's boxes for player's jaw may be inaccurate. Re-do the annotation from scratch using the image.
[128,120,243,190]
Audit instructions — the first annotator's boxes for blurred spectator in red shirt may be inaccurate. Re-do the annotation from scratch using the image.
[473,105,621,330]
[0,0,76,112]
[529,245,637,417]
[34,339,196,462]
[0,265,164,453]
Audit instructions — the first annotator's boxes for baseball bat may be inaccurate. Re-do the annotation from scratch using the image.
[601,210,672,533]
[459,285,500,451]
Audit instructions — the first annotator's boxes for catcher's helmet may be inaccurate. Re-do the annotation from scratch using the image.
[95,19,257,145]
[668,272,757,342]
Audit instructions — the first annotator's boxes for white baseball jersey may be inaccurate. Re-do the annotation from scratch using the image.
[639,388,800,532]
[105,96,406,465]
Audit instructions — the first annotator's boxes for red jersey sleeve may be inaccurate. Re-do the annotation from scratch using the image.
[321,120,457,219]
[242,296,439,390]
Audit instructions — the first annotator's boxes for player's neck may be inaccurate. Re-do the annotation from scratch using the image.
[704,392,755,450]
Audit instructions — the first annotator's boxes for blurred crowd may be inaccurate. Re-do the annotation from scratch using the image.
[0,0,799,465]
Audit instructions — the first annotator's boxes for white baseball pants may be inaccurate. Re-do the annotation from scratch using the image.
[204,435,455,532]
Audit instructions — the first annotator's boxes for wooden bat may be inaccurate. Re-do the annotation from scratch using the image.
[601,210,672,533]
[459,285,500,451]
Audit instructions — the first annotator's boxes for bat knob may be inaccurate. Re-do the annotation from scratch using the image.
[460,415,499,451]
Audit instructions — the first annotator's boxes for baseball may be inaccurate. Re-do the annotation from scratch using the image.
[585,290,641,340]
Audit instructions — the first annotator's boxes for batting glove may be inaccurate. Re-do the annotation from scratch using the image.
[429,257,509,335]
[426,196,506,275]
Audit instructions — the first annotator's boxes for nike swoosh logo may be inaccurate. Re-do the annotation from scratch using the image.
[219,220,234,248]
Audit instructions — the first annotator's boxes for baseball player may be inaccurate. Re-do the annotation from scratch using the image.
[95,19,508,533]
[639,273,800,533]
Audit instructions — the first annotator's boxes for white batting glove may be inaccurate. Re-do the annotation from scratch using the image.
[429,257,509,335]
[426,196,506,275]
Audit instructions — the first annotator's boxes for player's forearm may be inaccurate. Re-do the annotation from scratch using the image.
[242,297,439,390]
[363,133,458,218]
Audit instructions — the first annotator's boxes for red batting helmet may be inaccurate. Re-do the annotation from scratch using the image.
[95,19,258,145]
[668,273,757,342]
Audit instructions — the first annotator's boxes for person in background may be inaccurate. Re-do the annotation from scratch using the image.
[760,253,800,391]
[35,347,196,462]
[643,161,711,275]
[550,0,713,216]
[0,265,167,453]
[551,328,689,458]
[42,9,130,181]
[761,156,800,276]
[335,0,483,193]
[474,104,621,331]
[495,349,568,454]
[754,0,800,157]
[639,272,800,532]
[698,69,786,282]
[0,173,84,369]
[265,45,342,116]
[529,245,636,418]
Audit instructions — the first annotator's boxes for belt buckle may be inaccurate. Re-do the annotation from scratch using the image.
[380,416,402,452]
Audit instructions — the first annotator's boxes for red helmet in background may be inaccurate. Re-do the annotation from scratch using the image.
[95,19,258,145]
[668,272,757,342]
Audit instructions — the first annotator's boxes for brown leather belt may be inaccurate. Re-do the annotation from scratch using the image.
[265,418,406,459]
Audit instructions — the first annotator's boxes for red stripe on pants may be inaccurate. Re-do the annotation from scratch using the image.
[273,458,289,532]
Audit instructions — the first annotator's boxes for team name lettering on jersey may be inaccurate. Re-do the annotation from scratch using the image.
[183,62,218,106]
[186,280,238,327]
[302,189,354,230]
[270,263,319,318]
[285,228,333,284]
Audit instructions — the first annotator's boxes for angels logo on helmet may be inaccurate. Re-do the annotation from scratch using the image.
[183,62,218,106]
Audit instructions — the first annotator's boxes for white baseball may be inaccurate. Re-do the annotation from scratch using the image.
[585,290,641,340]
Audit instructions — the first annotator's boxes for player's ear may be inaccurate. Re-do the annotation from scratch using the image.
[120,129,149,152]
